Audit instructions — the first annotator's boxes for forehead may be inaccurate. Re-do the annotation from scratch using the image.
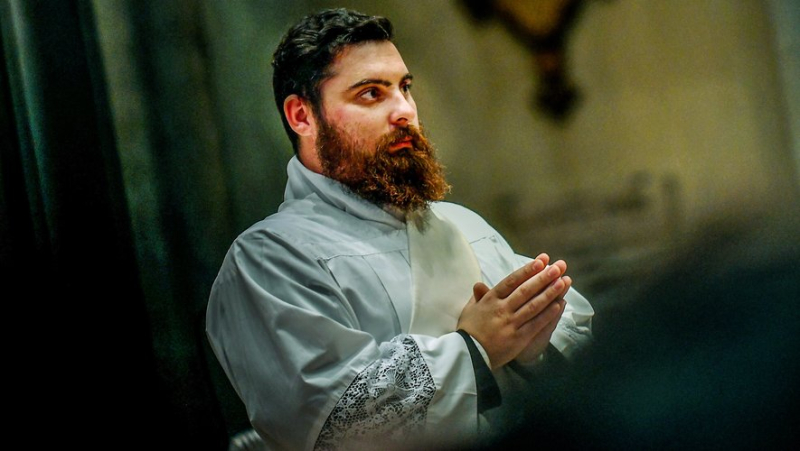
[322,41,409,90]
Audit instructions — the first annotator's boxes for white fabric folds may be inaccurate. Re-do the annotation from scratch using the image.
[407,209,482,337]
[206,157,594,450]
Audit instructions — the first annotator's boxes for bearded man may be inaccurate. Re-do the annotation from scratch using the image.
[207,8,594,451]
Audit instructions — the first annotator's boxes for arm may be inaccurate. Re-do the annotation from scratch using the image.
[206,231,481,450]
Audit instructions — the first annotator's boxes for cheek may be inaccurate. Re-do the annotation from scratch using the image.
[333,109,386,142]
[328,108,364,133]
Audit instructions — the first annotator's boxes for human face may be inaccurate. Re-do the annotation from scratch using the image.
[312,41,449,212]
[314,40,419,157]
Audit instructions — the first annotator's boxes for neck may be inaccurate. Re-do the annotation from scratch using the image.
[298,143,323,174]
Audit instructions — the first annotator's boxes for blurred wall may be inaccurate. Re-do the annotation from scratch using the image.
[100,0,797,297]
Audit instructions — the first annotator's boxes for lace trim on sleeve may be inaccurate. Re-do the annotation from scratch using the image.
[313,335,436,450]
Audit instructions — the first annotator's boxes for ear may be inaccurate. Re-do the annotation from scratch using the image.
[284,94,323,173]
[283,94,316,137]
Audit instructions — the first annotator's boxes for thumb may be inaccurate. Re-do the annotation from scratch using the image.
[472,282,490,302]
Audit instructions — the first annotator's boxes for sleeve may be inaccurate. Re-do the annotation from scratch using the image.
[206,231,480,451]
[455,330,501,413]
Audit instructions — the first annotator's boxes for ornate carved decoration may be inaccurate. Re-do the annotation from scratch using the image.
[461,0,594,121]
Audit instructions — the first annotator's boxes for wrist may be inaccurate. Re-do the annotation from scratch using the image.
[468,335,492,369]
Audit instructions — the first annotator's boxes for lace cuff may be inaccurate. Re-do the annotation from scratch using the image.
[314,335,436,450]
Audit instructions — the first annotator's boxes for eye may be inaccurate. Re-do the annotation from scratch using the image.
[359,87,381,101]
[401,82,413,93]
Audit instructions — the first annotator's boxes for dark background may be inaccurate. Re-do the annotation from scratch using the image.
[2,0,797,447]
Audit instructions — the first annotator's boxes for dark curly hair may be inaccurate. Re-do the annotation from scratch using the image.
[272,8,394,151]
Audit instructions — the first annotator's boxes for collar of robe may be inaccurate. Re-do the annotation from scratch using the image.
[283,156,405,229]
[285,156,482,337]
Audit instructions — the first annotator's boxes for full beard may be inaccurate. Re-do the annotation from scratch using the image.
[317,121,450,214]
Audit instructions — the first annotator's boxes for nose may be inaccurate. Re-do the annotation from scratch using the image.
[389,91,417,127]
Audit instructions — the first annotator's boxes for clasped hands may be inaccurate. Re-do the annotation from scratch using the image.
[456,253,570,370]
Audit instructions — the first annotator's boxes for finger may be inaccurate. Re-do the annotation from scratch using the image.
[516,297,564,338]
[527,300,564,350]
[536,300,564,341]
[520,318,562,363]
[492,257,546,299]
[512,274,567,326]
[535,253,550,267]
[557,276,572,300]
[507,260,567,311]
[551,259,567,274]
[472,282,491,302]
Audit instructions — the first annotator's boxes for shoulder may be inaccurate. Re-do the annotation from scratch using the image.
[220,196,400,277]
[214,204,329,280]
[236,198,352,250]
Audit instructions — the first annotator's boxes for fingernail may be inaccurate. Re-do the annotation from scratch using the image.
[532,260,544,271]
[547,265,560,277]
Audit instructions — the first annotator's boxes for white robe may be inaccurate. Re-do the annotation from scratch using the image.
[206,157,594,450]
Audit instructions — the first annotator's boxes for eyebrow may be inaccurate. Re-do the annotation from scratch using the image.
[347,73,414,91]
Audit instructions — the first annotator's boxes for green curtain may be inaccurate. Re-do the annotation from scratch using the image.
[0,0,263,446]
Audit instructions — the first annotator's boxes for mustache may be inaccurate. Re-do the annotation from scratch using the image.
[377,125,430,152]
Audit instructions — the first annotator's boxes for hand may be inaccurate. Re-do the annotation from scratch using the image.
[514,273,571,364]
[457,253,570,369]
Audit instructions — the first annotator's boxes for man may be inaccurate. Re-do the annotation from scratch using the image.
[207,8,593,450]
